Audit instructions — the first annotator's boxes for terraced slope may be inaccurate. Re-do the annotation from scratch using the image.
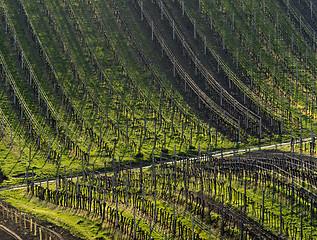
[0,0,238,185]
[116,0,316,142]
[0,0,316,239]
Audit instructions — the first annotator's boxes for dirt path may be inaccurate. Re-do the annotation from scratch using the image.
[0,224,22,240]
[0,200,83,240]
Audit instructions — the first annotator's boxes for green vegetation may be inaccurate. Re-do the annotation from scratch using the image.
[0,189,116,239]
[0,0,315,238]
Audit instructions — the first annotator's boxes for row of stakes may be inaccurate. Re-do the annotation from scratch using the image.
[0,202,59,240]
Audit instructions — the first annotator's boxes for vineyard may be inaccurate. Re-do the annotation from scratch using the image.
[0,0,316,239]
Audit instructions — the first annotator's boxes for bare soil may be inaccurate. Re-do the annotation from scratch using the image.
[0,200,83,240]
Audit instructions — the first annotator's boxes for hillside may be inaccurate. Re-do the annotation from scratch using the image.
[0,0,316,239]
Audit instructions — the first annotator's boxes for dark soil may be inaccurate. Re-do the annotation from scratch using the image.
[0,227,16,240]
[0,170,8,184]
[0,200,83,240]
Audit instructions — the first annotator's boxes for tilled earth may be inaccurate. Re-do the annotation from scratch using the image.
[0,201,83,240]
[0,227,15,240]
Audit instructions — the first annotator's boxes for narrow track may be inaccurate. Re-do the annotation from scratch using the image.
[0,203,64,240]
[0,137,312,192]
[0,224,23,240]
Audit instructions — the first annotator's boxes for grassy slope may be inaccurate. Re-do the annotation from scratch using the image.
[0,189,115,240]
[186,0,317,132]
[0,0,315,239]
[0,0,235,187]
[2,147,316,239]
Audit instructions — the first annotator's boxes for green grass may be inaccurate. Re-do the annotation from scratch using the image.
[4,147,314,239]
[0,188,116,239]
[188,0,317,122]
[0,0,236,188]
[0,0,315,238]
